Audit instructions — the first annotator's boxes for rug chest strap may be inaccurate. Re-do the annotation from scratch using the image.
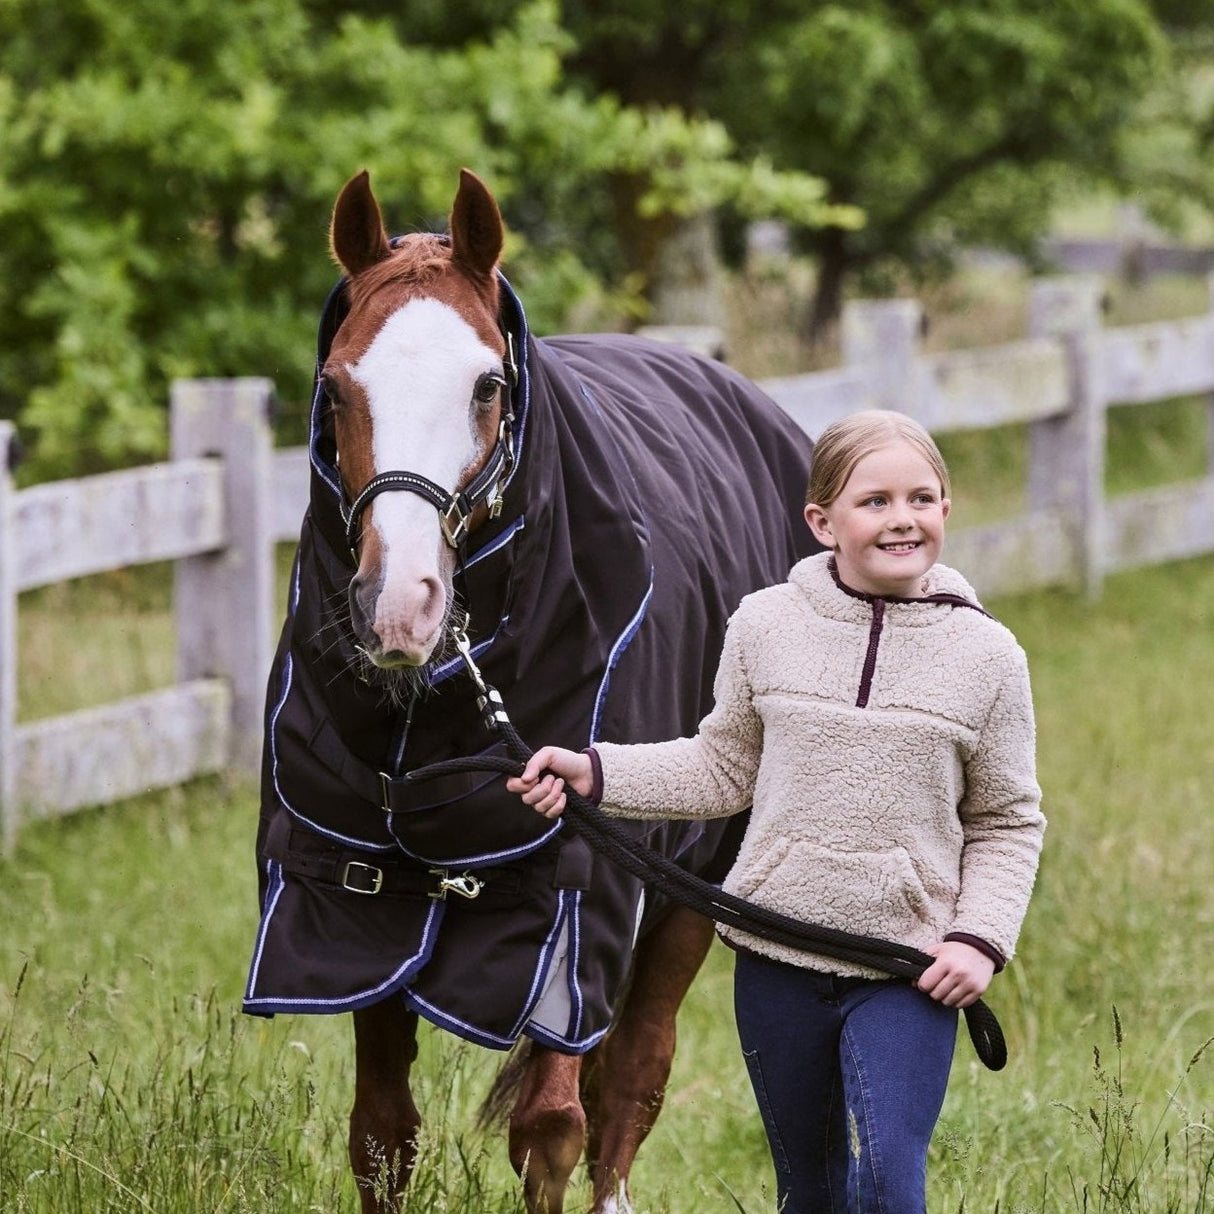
[266,820,520,900]
[308,718,505,813]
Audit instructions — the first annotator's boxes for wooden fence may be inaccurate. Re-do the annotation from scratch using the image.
[2,276,1213,850]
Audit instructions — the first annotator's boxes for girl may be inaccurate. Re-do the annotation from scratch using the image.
[508,409,1045,1214]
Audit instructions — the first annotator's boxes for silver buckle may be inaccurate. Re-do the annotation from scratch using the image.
[439,499,470,548]
[342,860,384,896]
[428,869,483,900]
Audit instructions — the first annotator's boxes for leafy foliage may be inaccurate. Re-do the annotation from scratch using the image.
[3,0,1209,473]
[0,0,834,477]
[711,0,1169,328]
[387,0,1205,336]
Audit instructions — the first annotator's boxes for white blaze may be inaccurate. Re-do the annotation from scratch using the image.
[349,298,499,656]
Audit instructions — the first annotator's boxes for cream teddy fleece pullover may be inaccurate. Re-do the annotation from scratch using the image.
[595,550,1045,977]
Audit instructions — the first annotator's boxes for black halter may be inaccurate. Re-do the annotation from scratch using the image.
[340,333,519,556]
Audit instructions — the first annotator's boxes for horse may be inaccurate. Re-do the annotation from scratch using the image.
[243,168,820,1213]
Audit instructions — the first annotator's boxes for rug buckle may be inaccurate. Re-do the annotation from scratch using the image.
[341,860,385,896]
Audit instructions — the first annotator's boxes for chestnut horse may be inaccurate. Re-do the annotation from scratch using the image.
[244,169,818,1212]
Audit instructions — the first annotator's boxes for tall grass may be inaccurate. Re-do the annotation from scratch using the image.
[3,398,1212,1211]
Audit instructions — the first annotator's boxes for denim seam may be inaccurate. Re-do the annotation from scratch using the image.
[824,1068,843,1214]
[741,1047,792,1177]
[841,1022,887,1214]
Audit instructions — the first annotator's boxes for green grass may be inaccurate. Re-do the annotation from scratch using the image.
[5,551,1213,1212]
[4,300,1213,1210]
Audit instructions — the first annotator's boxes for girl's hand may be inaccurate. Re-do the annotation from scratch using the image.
[506,747,593,818]
[916,941,996,1008]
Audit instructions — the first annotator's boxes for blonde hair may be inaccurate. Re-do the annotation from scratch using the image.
[806,410,950,508]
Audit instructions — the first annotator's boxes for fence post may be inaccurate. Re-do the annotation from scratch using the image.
[171,379,276,775]
[1027,277,1106,597]
[841,299,925,415]
[0,423,17,853]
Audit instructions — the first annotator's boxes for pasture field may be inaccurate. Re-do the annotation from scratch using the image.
[4,413,1213,1212]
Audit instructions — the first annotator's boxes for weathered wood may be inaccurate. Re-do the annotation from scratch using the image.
[760,366,870,439]
[13,458,224,591]
[764,331,1068,439]
[1104,477,1214,573]
[914,339,1069,431]
[1028,278,1107,597]
[12,680,230,821]
[842,299,923,414]
[1042,236,1214,280]
[9,278,1214,852]
[945,511,1075,601]
[0,423,18,852]
[172,379,276,775]
[1100,316,1214,405]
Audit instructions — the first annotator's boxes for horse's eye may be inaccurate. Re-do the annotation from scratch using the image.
[473,373,505,408]
[322,374,343,411]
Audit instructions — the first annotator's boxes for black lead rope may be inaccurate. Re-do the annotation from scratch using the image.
[407,649,1008,1071]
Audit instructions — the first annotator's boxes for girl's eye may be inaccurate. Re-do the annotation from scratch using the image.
[866,496,887,508]
[473,373,505,407]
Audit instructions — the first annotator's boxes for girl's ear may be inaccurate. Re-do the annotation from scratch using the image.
[803,502,834,548]
[941,497,951,522]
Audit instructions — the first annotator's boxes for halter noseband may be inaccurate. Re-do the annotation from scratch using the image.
[341,333,519,556]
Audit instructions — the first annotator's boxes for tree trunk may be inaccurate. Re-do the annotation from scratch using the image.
[649,211,727,328]
[805,226,853,347]
[607,173,727,330]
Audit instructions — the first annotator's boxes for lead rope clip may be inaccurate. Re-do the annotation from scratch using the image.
[428,869,484,900]
[451,618,513,734]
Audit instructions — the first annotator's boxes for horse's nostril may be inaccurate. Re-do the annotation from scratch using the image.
[417,576,445,629]
[348,573,378,639]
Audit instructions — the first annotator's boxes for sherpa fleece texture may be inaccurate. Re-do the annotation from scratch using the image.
[595,550,1045,977]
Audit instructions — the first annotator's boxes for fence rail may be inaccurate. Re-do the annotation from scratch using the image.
[2,276,1213,850]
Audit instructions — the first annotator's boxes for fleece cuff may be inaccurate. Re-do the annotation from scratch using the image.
[943,932,1006,973]
[582,746,604,805]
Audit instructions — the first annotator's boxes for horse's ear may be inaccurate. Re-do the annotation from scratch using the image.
[450,168,503,281]
[330,170,392,278]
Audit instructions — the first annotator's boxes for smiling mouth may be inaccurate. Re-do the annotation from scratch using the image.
[878,541,921,553]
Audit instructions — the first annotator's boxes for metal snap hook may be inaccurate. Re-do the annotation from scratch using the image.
[429,869,484,900]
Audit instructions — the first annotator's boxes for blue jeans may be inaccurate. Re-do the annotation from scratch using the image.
[732,950,957,1214]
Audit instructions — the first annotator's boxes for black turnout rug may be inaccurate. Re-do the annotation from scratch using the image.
[243,273,820,1052]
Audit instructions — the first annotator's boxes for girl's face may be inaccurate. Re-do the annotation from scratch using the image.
[804,440,950,598]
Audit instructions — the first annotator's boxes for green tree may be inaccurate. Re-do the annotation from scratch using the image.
[0,0,838,477]
[1120,2,1214,241]
[394,0,829,320]
[395,1,1178,338]
[717,2,1167,336]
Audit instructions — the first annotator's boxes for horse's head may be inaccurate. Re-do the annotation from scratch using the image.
[323,168,511,672]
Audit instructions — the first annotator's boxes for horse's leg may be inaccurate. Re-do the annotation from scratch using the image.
[583,905,715,1213]
[350,998,422,1213]
[508,1046,587,1213]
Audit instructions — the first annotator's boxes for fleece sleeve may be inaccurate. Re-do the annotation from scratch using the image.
[952,645,1046,960]
[593,612,762,821]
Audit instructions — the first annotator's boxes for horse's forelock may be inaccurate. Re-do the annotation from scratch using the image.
[341,234,502,351]
[343,236,450,311]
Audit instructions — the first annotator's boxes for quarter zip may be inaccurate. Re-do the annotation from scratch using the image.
[823,554,992,708]
[856,597,885,708]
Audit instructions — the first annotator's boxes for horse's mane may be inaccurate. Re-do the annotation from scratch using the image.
[343,234,453,312]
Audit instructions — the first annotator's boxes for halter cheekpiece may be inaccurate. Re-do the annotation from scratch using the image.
[340,332,519,555]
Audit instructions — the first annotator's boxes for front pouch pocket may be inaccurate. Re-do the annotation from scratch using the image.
[729,838,938,947]
[787,841,935,941]
[384,740,560,866]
